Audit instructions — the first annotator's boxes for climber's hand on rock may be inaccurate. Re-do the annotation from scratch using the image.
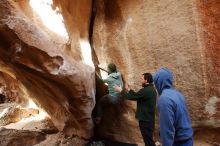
[125,84,130,91]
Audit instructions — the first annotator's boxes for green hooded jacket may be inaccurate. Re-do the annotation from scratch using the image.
[121,83,157,123]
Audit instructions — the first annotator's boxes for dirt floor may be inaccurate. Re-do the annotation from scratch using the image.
[86,127,220,146]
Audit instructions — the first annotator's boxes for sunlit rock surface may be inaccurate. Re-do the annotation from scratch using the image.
[53,0,93,62]
[0,0,95,140]
[0,105,38,126]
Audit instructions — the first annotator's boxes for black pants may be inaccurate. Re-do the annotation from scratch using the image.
[96,94,119,118]
[139,121,155,146]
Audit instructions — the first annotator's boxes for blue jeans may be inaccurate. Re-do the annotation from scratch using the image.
[173,138,193,146]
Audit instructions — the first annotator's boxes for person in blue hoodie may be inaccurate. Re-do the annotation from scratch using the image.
[153,68,193,146]
[95,63,123,124]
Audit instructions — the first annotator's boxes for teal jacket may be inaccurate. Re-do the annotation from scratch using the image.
[121,83,157,123]
[102,72,123,97]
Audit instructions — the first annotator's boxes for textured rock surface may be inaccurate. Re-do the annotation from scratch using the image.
[34,133,87,146]
[0,72,24,103]
[0,106,39,126]
[197,0,220,122]
[197,0,220,96]
[93,0,220,144]
[0,0,95,139]
[0,128,46,146]
[53,0,93,61]
[0,0,219,145]
[4,117,58,134]
[194,127,220,146]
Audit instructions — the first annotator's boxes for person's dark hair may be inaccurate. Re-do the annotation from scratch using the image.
[107,63,117,73]
[142,73,153,83]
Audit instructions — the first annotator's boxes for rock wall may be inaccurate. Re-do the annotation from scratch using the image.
[197,0,220,122]
[0,71,24,103]
[0,0,95,139]
[53,0,93,61]
[0,128,46,146]
[0,0,219,145]
[93,0,220,144]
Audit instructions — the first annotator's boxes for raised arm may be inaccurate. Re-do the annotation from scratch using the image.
[114,85,144,101]
[121,88,144,101]
[98,66,109,74]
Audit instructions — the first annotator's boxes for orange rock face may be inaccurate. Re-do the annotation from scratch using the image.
[198,0,220,97]
[93,0,220,144]
[197,0,220,123]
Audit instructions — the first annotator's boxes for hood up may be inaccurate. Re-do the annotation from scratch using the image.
[153,68,173,95]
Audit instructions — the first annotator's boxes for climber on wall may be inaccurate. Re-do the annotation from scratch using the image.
[153,68,193,146]
[95,63,124,124]
[114,73,157,146]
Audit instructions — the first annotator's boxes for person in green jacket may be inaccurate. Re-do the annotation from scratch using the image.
[95,63,123,124]
[115,73,157,146]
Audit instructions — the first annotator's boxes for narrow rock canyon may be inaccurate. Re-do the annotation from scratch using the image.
[0,0,219,146]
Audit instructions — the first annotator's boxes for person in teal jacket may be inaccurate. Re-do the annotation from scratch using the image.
[115,73,157,146]
[153,68,193,146]
[95,63,123,124]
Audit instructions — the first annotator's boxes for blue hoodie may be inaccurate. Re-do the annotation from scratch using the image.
[153,68,193,146]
